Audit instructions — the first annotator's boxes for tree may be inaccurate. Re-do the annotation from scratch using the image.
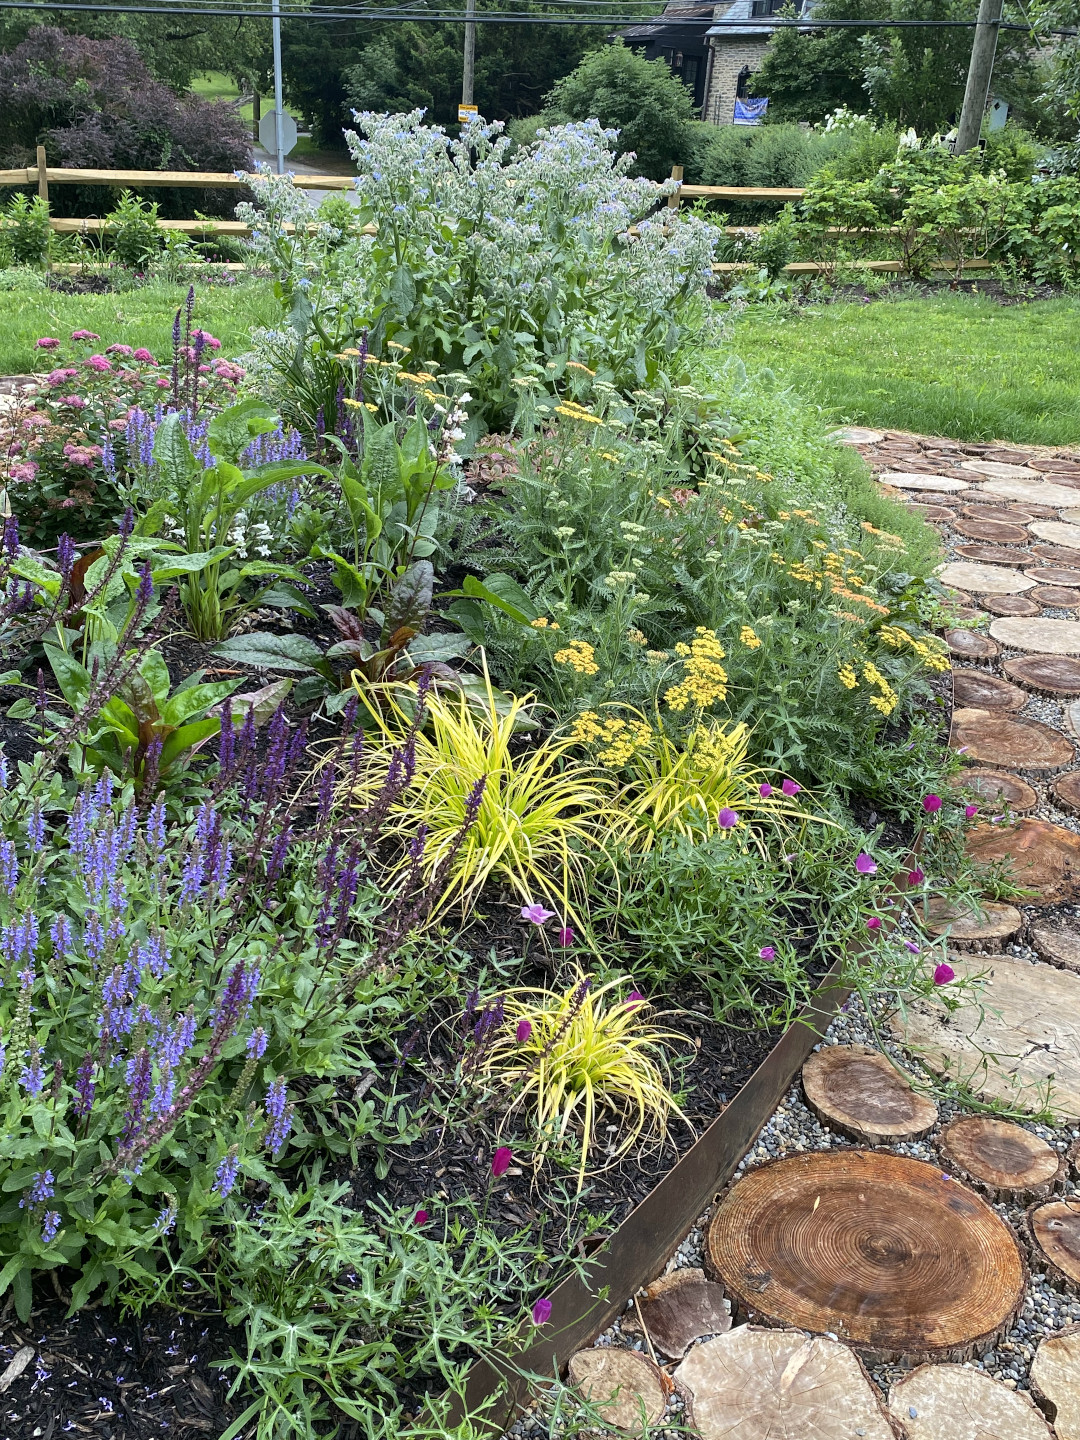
[748,6,869,123]
[543,41,698,179]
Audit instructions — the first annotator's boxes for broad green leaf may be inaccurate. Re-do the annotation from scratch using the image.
[44,645,92,710]
[160,718,219,769]
[207,398,278,464]
[160,677,242,727]
[152,411,197,493]
[212,632,329,675]
[460,573,538,625]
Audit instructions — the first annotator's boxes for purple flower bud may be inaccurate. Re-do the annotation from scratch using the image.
[212,1148,240,1199]
[56,533,75,579]
[135,562,153,607]
[531,1297,553,1326]
[491,1147,512,1178]
[41,1210,62,1243]
[516,1019,532,1043]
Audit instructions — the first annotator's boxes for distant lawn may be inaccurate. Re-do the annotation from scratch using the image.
[729,293,1080,447]
[0,278,278,374]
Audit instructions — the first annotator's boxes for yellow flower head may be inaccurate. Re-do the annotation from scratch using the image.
[554,639,599,676]
[739,626,762,650]
[664,628,728,714]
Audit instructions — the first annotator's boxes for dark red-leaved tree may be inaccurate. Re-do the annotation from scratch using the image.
[0,27,253,217]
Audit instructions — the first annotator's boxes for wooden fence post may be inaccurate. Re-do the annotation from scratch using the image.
[667,164,684,211]
[36,146,48,207]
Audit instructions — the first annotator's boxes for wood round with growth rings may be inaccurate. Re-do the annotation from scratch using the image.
[801,1045,937,1143]
[706,1150,1027,1363]
[939,1116,1065,1202]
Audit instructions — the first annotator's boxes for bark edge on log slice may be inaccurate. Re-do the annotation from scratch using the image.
[802,1044,938,1142]
[1026,1200,1080,1295]
[923,896,1023,948]
[1033,925,1080,973]
[1030,1323,1080,1440]
[888,1362,1054,1440]
[938,1115,1066,1202]
[1053,771,1080,817]
[1004,654,1080,696]
[952,670,1028,712]
[566,1346,668,1430]
[706,1149,1027,1364]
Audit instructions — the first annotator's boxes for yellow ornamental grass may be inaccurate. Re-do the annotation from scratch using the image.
[345,674,617,923]
[481,971,688,1190]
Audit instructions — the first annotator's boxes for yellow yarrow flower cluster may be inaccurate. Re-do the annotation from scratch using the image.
[879,624,951,673]
[838,662,859,690]
[862,661,898,716]
[554,639,599,675]
[531,617,561,632]
[554,400,603,425]
[689,720,749,769]
[569,711,653,767]
[664,628,728,713]
[739,626,763,650]
[627,627,648,647]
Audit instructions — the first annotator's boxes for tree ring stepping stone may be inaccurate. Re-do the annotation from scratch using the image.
[962,459,1042,479]
[622,1269,730,1359]
[801,1044,937,1142]
[1027,1200,1080,1294]
[1033,925,1080,974]
[953,670,1028,711]
[984,448,1039,465]
[1032,520,1080,549]
[829,426,884,445]
[985,595,1042,617]
[909,503,956,521]
[881,472,969,492]
[945,628,998,660]
[939,1116,1066,1201]
[948,767,1038,810]
[705,1150,1026,1363]
[952,545,1031,567]
[953,519,1031,544]
[1005,654,1080,695]
[888,1363,1053,1440]
[965,503,1037,522]
[950,714,1074,770]
[989,618,1080,654]
[982,479,1080,508]
[1025,566,1080,586]
[939,563,1036,594]
[967,818,1080,902]
[1033,585,1080,608]
[1031,1325,1080,1440]
[673,1329,899,1440]
[567,1346,668,1428]
[924,895,1023,946]
[892,953,1080,1116]
[1053,771,1080,816]
[1034,544,1080,568]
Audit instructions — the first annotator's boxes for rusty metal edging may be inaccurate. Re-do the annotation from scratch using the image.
[449,961,851,1433]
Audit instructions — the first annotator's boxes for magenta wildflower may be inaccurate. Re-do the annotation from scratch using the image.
[965,804,979,819]
[520,903,556,925]
[781,778,801,796]
[855,852,877,876]
[759,946,776,960]
[516,1019,533,1043]
[133,348,156,363]
[626,989,644,1008]
[717,808,739,828]
[922,794,942,814]
[866,916,883,931]
[491,1146,512,1178]
[907,866,925,887]
[531,1297,553,1326]
[933,962,955,985]
[84,355,112,373]
[414,1208,429,1226]
[35,337,60,350]
[904,940,920,954]
[558,926,575,946]
[758,782,773,798]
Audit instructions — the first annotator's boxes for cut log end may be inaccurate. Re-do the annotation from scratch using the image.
[938,1116,1066,1202]
[1027,1200,1080,1295]
[889,1362,1054,1439]
[1030,1323,1080,1439]
[802,1045,938,1142]
[923,896,1023,947]
[567,1346,668,1430]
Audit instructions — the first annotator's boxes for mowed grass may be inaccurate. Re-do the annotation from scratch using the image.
[0,279,279,373]
[729,292,1080,447]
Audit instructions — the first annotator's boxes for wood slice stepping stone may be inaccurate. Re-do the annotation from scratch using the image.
[939,562,1036,594]
[1043,459,1080,474]
[888,1364,1053,1440]
[1033,543,1080,568]
[989,618,1080,654]
[1025,566,1080,586]
[1027,1200,1080,1293]
[939,1116,1065,1201]
[706,1150,1025,1363]
[1032,924,1080,973]
[881,472,969,492]
[1031,1326,1080,1440]
[621,1268,730,1359]
[1032,520,1080,549]
[1005,654,1080,695]
[984,448,1039,465]
[985,595,1042,617]
[953,670,1028,711]
[982,478,1080,508]
[952,544,1031,567]
[1053,771,1080,816]
[924,895,1024,946]
[801,1044,937,1142]
[673,1329,899,1440]
[950,714,1074,770]
[909,503,956,521]
[891,954,1080,1115]
[567,1346,668,1429]
[953,519,1031,544]
[962,459,1042,479]
[1066,509,1080,524]
[1068,700,1080,737]
[830,426,885,445]
[948,768,1037,810]
[965,504,1037,523]
[967,818,1080,902]
[1033,585,1080,608]
[945,628,999,660]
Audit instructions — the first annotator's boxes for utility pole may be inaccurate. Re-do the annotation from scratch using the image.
[461,0,476,108]
[271,0,285,174]
[955,0,1004,154]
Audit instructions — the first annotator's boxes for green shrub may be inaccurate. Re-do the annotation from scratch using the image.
[693,122,856,221]
[106,191,164,270]
[0,194,50,269]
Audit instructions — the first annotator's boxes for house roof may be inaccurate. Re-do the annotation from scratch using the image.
[619,2,714,38]
[706,0,814,39]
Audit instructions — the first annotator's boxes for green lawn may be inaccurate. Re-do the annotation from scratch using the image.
[730,293,1080,447]
[0,278,279,374]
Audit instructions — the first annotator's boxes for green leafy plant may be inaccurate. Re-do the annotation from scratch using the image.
[0,194,50,268]
[106,190,164,270]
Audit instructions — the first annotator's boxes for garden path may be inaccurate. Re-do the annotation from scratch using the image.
[545,429,1080,1440]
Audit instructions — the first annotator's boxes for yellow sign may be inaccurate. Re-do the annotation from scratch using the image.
[458,104,478,124]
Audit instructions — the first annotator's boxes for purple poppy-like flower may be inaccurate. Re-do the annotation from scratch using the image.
[922,794,942,814]
[520,904,556,925]
[41,1210,62,1243]
[933,962,955,985]
[212,1149,240,1199]
[758,782,773,798]
[414,1209,429,1225]
[781,779,801,796]
[516,1019,533,1043]
[558,926,575,947]
[531,1297,553,1326]
[866,916,883,932]
[626,989,644,1008]
[965,804,979,819]
[759,946,776,960]
[718,808,739,828]
[907,866,925,887]
[491,1146,512,1178]
[855,852,877,876]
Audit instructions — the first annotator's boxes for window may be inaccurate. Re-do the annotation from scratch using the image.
[750,0,804,14]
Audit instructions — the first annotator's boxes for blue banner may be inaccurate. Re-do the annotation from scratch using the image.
[734,97,769,126]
